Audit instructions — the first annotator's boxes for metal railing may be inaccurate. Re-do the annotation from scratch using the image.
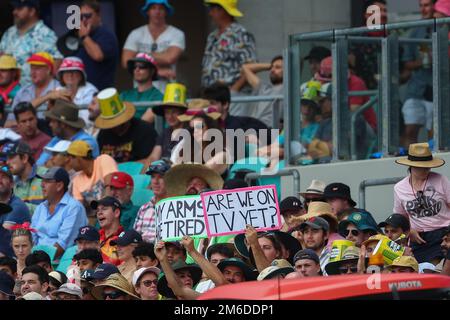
[286,17,450,165]
[244,168,301,196]
[358,177,403,209]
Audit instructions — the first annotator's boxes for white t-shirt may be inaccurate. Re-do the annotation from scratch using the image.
[195,279,216,294]
[123,25,185,92]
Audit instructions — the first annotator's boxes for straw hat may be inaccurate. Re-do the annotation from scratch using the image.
[91,273,140,300]
[299,179,326,198]
[386,256,419,272]
[395,143,445,168]
[177,99,222,122]
[204,0,243,17]
[300,201,338,231]
[164,163,224,196]
[257,259,294,281]
[95,88,136,129]
[152,83,188,116]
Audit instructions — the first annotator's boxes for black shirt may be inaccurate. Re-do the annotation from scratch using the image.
[98,118,158,163]
[155,127,178,159]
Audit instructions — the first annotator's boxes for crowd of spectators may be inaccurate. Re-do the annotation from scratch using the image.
[0,0,449,301]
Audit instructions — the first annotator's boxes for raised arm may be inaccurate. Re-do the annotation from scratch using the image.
[241,63,271,90]
[181,236,228,287]
[154,240,200,300]
[245,225,271,272]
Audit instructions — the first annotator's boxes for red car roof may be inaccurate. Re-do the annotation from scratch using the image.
[198,274,450,300]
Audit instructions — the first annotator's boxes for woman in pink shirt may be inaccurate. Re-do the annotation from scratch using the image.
[394,143,450,264]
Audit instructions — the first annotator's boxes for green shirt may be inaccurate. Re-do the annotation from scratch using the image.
[120,87,163,119]
[13,166,47,215]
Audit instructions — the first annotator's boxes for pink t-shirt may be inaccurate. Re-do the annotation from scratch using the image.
[393,172,450,232]
[326,232,345,250]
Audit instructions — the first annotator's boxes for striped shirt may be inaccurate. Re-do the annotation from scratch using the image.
[133,197,157,243]
[320,246,330,276]
[13,165,47,215]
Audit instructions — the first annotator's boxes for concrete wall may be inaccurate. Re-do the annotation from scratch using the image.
[279,153,450,223]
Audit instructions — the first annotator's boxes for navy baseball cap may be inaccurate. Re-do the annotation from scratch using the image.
[80,269,95,282]
[10,0,40,9]
[146,159,171,176]
[36,166,70,188]
[75,226,100,242]
[90,196,121,210]
[0,270,15,297]
[110,229,142,246]
[92,263,120,280]
[293,249,320,264]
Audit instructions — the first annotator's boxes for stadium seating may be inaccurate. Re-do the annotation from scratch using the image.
[118,162,144,175]
[132,188,154,207]
[55,245,78,274]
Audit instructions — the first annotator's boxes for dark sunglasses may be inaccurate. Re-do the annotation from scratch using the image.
[102,290,125,300]
[82,287,91,295]
[342,229,360,237]
[338,266,358,274]
[81,13,93,20]
[134,64,150,70]
[142,279,158,287]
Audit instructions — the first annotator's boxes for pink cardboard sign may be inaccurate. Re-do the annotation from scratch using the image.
[200,185,282,237]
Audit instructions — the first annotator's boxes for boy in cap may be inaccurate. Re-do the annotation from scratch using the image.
[91,196,124,265]
[338,211,379,247]
[31,167,88,259]
[386,256,419,273]
[378,213,410,246]
[279,196,305,231]
[91,263,120,284]
[293,249,321,277]
[323,182,357,216]
[110,229,142,283]
[68,140,118,213]
[298,216,331,274]
[104,171,139,230]
[133,159,171,242]
[75,226,100,251]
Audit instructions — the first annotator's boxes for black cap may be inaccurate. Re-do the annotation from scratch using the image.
[303,46,331,62]
[299,216,330,232]
[92,263,120,280]
[110,229,142,246]
[293,249,320,264]
[90,196,121,210]
[75,226,100,242]
[280,196,303,214]
[323,183,356,207]
[378,214,410,232]
[0,140,33,157]
[80,269,95,282]
[223,179,249,190]
[36,166,70,188]
[0,270,15,297]
[10,0,40,9]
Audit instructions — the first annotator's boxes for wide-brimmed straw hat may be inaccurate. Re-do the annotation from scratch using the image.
[395,143,445,168]
[299,201,338,232]
[164,163,224,196]
[44,99,85,129]
[152,83,188,116]
[95,88,136,129]
[177,99,222,122]
[299,179,326,198]
[91,273,141,300]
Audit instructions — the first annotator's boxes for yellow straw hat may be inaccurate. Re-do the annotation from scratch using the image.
[91,273,140,300]
[95,88,136,129]
[395,143,445,168]
[164,163,224,197]
[0,55,19,70]
[177,99,222,122]
[152,83,188,116]
[205,0,243,17]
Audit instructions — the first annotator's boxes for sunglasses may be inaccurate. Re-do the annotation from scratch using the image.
[342,229,360,237]
[338,266,358,274]
[142,279,158,287]
[102,290,125,300]
[81,13,93,20]
[134,64,150,70]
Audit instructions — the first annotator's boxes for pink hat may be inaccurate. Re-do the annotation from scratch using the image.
[314,56,332,82]
[435,0,450,17]
[57,56,87,81]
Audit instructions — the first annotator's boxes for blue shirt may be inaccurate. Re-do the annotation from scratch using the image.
[76,26,119,91]
[37,130,100,166]
[31,192,88,250]
[0,195,31,257]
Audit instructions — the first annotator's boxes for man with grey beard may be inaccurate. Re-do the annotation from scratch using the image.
[0,0,62,86]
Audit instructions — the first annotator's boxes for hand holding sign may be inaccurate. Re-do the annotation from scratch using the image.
[154,241,167,262]
[181,235,195,254]
[245,225,258,245]
[201,185,282,237]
